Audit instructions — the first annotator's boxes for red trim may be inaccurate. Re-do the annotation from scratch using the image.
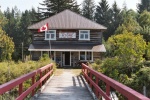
[0,63,53,99]
[82,63,150,100]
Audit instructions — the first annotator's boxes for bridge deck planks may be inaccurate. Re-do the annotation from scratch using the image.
[36,69,93,100]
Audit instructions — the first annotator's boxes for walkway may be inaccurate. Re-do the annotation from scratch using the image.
[36,69,93,100]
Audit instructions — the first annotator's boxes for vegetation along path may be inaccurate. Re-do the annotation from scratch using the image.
[36,69,93,100]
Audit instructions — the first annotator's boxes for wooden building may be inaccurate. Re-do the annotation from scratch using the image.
[28,9,107,67]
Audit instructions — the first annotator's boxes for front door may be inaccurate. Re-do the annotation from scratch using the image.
[63,52,70,66]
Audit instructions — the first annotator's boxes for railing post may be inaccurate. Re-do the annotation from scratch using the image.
[31,75,35,96]
[48,66,50,78]
[19,83,23,96]
[106,84,110,100]
[95,77,99,98]
[40,72,42,88]
[90,72,92,88]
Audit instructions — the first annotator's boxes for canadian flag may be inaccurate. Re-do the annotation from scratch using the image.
[38,23,48,32]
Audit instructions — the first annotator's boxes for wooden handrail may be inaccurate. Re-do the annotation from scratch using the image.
[0,63,53,100]
[82,63,150,100]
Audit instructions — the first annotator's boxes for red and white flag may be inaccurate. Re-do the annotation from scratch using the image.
[38,23,48,32]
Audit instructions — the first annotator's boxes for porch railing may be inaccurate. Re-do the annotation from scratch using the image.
[82,63,150,100]
[0,63,53,100]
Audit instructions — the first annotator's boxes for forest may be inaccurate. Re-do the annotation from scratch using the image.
[0,0,150,98]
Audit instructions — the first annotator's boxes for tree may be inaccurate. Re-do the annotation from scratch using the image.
[38,0,80,19]
[146,42,150,60]
[95,0,110,26]
[4,7,23,60]
[135,67,150,96]
[139,10,150,27]
[0,11,14,61]
[110,1,121,31]
[82,0,95,20]
[115,10,141,34]
[138,10,150,42]
[138,0,150,13]
[107,32,146,77]
[106,1,121,39]
[3,8,37,61]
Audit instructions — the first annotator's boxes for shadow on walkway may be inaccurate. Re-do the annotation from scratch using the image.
[35,69,93,100]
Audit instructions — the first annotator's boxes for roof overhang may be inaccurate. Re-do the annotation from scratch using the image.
[28,44,106,52]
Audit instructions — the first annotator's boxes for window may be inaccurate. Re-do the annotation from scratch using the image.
[79,30,90,40]
[80,52,92,61]
[87,52,91,60]
[45,30,56,40]
[80,52,85,60]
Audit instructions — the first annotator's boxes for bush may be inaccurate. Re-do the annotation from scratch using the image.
[0,57,56,85]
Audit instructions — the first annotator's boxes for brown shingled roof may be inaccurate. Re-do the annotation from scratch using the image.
[28,9,107,30]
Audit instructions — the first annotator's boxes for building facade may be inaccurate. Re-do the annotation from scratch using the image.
[28,9,107,67]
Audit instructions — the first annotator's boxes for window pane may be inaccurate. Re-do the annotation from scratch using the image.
[87,52,91,60]
[46,34,50,39]
[80,52,85,60]
[80,34,84,39]
[48,30,54,33]
[85,34,88,39]
[80,31,88,33]
[51,34,55,39]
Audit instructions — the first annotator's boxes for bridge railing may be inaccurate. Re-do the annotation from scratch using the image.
[82,63,150,100]
[0,63,53,100]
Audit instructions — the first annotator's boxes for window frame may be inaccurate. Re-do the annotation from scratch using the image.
[45,30,56,40]
[79,51,93,61]
[79,30,90,40]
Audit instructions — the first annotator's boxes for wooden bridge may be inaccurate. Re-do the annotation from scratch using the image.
[0,63,150,100]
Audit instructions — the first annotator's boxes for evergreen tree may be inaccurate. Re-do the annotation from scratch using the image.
[138,0,150,13]
[115,10,141,34]
[95,0,110,26]
[138,10,150,42]
[38,0,80,19]
[82,0,95,20]
[107,1,121,39]
[17,9,37,59]
[3,8,37,61]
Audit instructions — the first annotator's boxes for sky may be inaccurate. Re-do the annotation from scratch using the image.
[0,0,141,12]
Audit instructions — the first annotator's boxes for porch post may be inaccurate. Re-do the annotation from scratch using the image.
[54,51,56,61]
[92,51,93,61]
[30,51,31,60]
[70,51,71,66]
[61,52,62,67]
[85,51,87,60]
[41,51,43,57]
[79,51,80,60]
[48,51,50,58]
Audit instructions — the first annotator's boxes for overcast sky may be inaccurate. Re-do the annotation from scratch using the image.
[0,0,141,12]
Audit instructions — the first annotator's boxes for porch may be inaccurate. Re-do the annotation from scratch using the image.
[30,51,100,67]
[28,43,106,67]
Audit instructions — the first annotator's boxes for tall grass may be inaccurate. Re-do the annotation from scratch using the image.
[0,55,56,99]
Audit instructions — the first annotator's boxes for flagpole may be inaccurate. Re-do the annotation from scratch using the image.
[49,39,51,59]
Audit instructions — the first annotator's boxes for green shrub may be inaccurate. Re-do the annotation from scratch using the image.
[0,57,56,85]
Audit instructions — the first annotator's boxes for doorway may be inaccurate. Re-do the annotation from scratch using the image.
[63,52,71,66]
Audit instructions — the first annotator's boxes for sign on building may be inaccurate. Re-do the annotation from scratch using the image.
[59,32,76,38]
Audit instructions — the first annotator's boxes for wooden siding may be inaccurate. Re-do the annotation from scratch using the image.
[32,30,102,44]
[31,51,41,60]
[93,52,101,61]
